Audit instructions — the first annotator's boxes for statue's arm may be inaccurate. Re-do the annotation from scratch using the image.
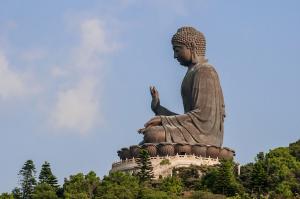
[152,105,178,116]
[150,86,178,116]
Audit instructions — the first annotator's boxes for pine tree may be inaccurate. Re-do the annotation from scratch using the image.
[18,160,37,199]
[12,187,22,199]
[250,160,268,194]
[135,149,154,183]
[212,160,241,196]
[239,163,254,193]
[31,183,58,199]
[39,161,58,189]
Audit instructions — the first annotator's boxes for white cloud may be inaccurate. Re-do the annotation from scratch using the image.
[50,78,100,134]
[74,19,119,70]
[0,51,28,99]
[0,17,119,135]
[49,18,119,134]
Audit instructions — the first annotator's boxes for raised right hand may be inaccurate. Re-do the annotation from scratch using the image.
[150,86,160,112]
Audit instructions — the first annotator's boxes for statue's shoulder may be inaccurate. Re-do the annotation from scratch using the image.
[194,63,220,81]
[195,62,216,73]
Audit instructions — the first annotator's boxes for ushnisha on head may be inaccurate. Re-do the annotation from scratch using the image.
[171,27,207,67]
[171,26,206,57]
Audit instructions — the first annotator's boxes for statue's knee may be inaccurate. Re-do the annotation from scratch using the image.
[144,126,165,143]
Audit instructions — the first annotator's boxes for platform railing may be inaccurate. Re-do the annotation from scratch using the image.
[112,154,219,167]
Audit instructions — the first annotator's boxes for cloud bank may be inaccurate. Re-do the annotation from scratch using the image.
[49,18,119,135]
[0,51,28,99]
[50,78,99,134]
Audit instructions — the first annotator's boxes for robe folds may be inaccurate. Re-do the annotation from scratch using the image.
[156,62,225,147]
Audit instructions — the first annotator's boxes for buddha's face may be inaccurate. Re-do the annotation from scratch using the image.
[172,42,192,66]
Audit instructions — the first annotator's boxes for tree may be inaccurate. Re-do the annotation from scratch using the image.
[85,171,101,198]
[190,191,226,199]
[31,183,58,199]
[200,167,218,191]
[63,171,100,199]
[98,171,140,199]
[135,149,154,183]
[63,173,90,199]
[250,160,268,194]
[264,147,300,197]
[139,187,176,199]
[159,176,183,196]
[12,188,22,199]
[242,146,300,197]
[238,163,254,193]
[0,193,13,199]
[214,160,240,196]
[173,165,201,189]
[18,160,37,199]
[207,160,242,196]
[39,161,58,189]
[289,139,300,161]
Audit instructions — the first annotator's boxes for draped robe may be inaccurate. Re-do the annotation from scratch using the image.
[152,62,225,147]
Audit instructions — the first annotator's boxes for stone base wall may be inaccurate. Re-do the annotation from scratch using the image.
[110,154,220,179]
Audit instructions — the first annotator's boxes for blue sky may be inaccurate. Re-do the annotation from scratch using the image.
[1,0,300,192]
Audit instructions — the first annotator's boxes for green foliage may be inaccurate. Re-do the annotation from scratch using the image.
[250,159,268,194]
[2,139,300,198]
[213,160,242,196]
[189,191,226,199]
[239,146,300,198]
[159,176,183,196]
[39,161,59,189]
[12,187,22,199]
[159,159,171,166]
[32,183,58,199]
[18,160,37,199]
[199,166,218,191]
[201,160,242,197]
[226,193,253,199]
[136,149,154,183]
[274,181,294,198]
[173,165,202,189]
[63,171,100,199]
[290,139,300,161]
[98,171,139,199]
[255,152,265,162]
[138,187,173,199]
[266,147,300,196]
[238,163,253,193]
[0,193,13,199]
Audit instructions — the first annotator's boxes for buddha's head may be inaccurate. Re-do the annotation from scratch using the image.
[171,27,206,66]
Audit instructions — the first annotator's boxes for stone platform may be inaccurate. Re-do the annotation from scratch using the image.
[111,154,220,179]
[111,143,235,178]
[117,143,235,160]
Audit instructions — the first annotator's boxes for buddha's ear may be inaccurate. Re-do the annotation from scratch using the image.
[191,42,199,64]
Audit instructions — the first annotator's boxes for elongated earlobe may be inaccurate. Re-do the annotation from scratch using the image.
[191,50,199,64]
[191,50,200,64]
[191,42,200,64]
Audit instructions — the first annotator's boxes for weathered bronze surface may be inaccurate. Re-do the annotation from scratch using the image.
[118,144,235,160]
[139,27,225,147]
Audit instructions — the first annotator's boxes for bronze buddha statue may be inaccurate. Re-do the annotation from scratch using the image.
[139,27,225,147]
